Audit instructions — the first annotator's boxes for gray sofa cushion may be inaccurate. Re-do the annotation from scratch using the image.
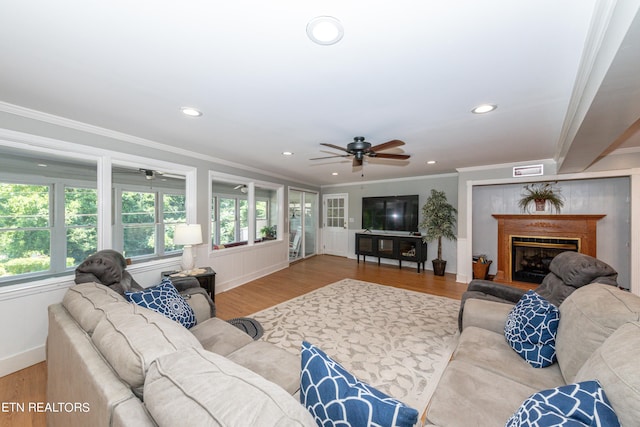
[575,321,640,427]
[227,340,302,395]
[144,347,315,427]
[189,317,254,356]
[426,360,539,426]
[62,282,129,334]
[548,251,618,287]
[556,284,640,384]
[453,326,565,392]
[91,304,203,395]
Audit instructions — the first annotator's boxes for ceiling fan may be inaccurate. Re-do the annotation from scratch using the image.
[234,184,248,193]
[310,136,410,166]
[112,167,185,180]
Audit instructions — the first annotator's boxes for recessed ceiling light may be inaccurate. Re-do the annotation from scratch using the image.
[37,163,47,167]
[331,172,339,176]
[426,160,437,165]
[181,107,203,117]
[307,16,344,46]
[471,104,497,114]
[282,151,294,156]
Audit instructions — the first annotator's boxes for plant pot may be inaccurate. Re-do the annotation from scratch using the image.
[534,199,546,212]
[432,259,447,276]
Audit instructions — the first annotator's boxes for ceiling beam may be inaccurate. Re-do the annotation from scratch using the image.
[555,0,640,173]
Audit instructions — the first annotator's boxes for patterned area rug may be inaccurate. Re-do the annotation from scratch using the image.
[250,279,460,413]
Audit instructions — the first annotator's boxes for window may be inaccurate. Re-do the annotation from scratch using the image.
[65,186,98,267]
[163,193,186,252]
[116,189,186,259]
[0,145,195,285]
[255,185,278,240]
[0,183,51,277]
[0,177,98,281]
[112,165,187,260]
[211,176,282,248]
[121,191,156,258]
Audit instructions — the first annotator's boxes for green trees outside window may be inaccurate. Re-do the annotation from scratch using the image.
[0,183,97,278]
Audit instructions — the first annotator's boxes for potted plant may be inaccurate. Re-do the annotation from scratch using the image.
[420,189,457,276]
[260,225,276,240]
[518,182,564,213]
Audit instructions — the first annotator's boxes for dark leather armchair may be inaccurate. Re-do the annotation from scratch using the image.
[458,251,618,330]
[75,249,216,318]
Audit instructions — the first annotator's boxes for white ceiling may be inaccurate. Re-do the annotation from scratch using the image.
[1,1,639,185]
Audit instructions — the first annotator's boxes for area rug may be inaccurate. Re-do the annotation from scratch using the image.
[250,279,460,413]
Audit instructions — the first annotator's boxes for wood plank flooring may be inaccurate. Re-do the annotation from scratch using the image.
[0,255,504,427]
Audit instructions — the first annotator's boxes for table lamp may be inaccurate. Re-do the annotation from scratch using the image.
[173,224,203,273]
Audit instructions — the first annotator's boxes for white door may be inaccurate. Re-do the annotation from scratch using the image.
[322,193,348,257]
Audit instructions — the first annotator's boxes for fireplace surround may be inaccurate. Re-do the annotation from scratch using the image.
[492,214,605,283]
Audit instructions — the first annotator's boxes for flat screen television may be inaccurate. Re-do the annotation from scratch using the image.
[362,195,419,232]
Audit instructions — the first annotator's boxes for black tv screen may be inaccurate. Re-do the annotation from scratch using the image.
[362,195,419,232]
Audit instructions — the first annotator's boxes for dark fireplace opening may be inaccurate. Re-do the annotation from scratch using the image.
[511,237,580,284]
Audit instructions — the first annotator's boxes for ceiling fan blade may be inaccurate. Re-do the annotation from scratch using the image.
[369,139,405,152]
[370,153,411,160]
[310,154,351,160]
[353,157,363,167]
[320,143,350,153]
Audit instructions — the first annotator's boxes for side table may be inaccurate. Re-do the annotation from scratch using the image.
[161,267,216,301]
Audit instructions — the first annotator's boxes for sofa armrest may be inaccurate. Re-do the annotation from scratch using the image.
[466,280,527,303]
[182,288,216,324]
[461,299,514,334]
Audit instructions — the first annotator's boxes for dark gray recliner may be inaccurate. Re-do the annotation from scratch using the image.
[458,251,618,330]
[74,249,216,318]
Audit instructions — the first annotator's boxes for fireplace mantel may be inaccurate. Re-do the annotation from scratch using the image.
[492,214,605,283]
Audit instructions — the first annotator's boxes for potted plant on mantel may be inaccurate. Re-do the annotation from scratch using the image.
[518,182,564,214]
[420,189,457,276]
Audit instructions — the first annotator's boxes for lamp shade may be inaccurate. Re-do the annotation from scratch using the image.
[174,224,203,246]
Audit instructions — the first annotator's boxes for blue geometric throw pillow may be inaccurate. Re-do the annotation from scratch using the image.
[505,380,621,427]
[300,341,418,427]
[125,278,196,329]
[504,290,559,368]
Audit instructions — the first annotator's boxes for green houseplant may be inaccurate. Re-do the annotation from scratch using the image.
[518,182,564,213]
[419,189,457,276]
[260,225,276,239]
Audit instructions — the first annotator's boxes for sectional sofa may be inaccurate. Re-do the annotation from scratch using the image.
[46,282,316,426]
[424,283,640,426]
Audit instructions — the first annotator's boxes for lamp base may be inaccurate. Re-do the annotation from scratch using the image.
[180,245,196,273]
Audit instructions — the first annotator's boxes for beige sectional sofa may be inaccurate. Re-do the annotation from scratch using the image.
[47,282,316,427]
[424,283,640,426]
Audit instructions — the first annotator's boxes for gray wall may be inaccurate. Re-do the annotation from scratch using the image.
[322,174,459,273]
[472,177,631,288]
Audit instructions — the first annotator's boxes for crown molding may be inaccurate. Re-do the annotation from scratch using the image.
[0,101,317,187]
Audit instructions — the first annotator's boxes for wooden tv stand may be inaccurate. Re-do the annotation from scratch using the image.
[355,232,427,272]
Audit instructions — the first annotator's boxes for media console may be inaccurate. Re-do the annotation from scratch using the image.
[355,232,428,273]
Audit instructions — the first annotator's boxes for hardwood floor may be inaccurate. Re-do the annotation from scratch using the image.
[215,255,469,320]
[0,255,480,427]
[0,361,47,427]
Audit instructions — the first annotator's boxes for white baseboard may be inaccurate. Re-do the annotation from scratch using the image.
[215,261,289,294]
[0,345,46,378]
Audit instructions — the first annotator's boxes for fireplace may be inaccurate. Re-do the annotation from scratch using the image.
[492,214,605,283]
[511,236,579,283]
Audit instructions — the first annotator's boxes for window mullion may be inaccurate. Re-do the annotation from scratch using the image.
[50,183,66,273]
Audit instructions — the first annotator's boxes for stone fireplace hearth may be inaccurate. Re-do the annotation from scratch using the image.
[492,214,605,284]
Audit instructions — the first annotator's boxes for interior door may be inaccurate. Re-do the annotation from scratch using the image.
[322,193,348,257]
